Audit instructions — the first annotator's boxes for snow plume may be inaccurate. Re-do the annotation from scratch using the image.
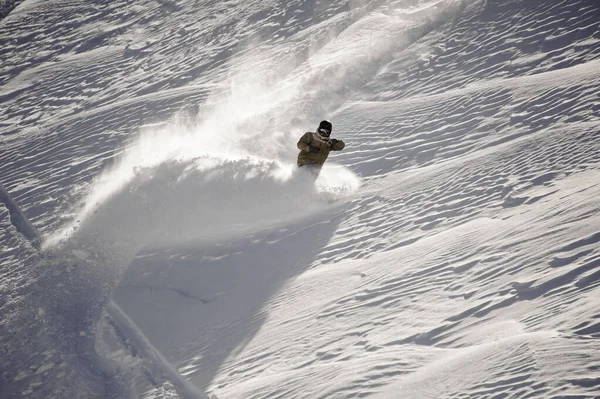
[42,0,473,254]
[43,111,359,254]
[38,0,479,268]
[42,46,365,254]
[44,152,357,256]
[39,0,475,253]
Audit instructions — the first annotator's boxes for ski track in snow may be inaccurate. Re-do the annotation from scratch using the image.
[1,0,600,398]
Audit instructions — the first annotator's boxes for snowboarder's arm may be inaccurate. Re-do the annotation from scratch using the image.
[297,132,313,152]
[330,139,345,151]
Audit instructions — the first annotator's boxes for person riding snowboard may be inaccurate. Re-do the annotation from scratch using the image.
[297,120,345,176]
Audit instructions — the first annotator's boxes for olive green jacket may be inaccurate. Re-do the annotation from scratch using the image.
[297,132,345,167]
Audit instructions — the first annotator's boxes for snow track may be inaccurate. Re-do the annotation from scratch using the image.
[100,300,211,399]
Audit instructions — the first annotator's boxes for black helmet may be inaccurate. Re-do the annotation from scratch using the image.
[317,120,332,137]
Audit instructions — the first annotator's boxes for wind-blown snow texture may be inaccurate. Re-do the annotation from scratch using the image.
[1,0,600,398]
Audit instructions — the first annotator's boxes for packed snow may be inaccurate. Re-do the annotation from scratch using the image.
[1,0,600,398]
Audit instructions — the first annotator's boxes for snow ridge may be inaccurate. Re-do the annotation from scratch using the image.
[0,182,39,249]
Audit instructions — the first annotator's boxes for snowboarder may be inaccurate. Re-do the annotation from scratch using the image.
[296,120,345,177]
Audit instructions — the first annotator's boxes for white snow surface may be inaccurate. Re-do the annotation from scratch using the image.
[1,0,600,398]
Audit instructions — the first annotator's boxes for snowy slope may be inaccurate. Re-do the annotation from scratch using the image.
[1,0,600,398]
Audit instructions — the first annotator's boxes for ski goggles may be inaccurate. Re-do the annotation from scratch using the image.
[318,128,331,137]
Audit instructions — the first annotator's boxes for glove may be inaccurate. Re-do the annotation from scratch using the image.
[330,139,339,147]
[308,145,320,153]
